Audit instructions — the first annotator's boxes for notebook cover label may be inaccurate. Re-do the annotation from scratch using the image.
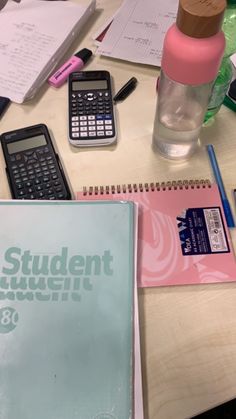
[177,207,230,255]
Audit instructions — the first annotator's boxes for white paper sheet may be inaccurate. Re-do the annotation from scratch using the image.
[0,0,95,103]
[96,0,178,67]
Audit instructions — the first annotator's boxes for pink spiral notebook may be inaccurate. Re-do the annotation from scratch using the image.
[77,179,236,287]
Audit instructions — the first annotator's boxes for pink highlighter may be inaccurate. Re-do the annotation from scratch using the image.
[48,48,92,88]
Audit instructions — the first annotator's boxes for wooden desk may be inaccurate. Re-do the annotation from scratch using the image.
[1,1,236,418]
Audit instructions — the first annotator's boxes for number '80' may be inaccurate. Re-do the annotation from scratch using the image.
[0,307,19,333]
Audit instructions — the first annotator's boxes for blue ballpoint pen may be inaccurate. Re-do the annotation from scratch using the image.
[207,144,235,228]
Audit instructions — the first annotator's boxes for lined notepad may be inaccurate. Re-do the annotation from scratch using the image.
[77,180,236,288]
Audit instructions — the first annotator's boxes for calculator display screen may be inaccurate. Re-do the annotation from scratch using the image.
[72,80,108,91]
[7,135,47,155]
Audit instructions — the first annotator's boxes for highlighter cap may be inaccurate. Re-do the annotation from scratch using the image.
[176,0,226,38]
[75,48,92,63]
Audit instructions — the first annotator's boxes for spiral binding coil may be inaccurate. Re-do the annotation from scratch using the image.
[82,179,211,196]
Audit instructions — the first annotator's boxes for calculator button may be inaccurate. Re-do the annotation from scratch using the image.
[72,122,79,126]
[27,159,36,165]
[80,132,88,137]
[80,121,87,126]
[52,174,58,180]
[88,121,95,125]
[43,176,50,182]
[72,127,79,132]
[106,131,113,136]
[57,193,65,199]
[35,185,43,191]
[80,127,88,132]
[88,115,95,120]
[18,190,25,197]
[89,132,96,137]
[79,116,87,121]
[97,120,104,125]
[72,133,79,138]
[88,126,95,131]
[72,116,79,121]
[105,125,112,130]
[97,131,105,136]
[105,120,112,124]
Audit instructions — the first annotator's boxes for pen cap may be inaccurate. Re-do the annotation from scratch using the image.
[75,48,92,63]
[176,0,226,38]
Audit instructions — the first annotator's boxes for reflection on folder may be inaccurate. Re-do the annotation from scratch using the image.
[0,0,96,103]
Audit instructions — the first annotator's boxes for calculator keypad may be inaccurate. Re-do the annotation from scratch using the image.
[10,146,68,200]
[69,91,115,140]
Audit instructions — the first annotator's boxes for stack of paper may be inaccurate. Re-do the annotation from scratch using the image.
[94,0,178,67]
[0,0,96,103]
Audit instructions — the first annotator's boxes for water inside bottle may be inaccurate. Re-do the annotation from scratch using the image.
[153,112,201,160]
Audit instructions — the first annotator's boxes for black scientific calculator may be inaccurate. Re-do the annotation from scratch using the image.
[68,70,117,147]
[0,124,71,200]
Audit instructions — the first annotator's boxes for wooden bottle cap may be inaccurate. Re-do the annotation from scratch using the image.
[176,0,226,38]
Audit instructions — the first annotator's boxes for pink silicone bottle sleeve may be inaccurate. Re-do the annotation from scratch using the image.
[161,24,225,86]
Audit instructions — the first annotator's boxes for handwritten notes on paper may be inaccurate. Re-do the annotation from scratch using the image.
[0,21,58,102]
[96,0,178,67]
[0,0,96,103]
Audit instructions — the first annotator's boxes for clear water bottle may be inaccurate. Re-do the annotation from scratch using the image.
[153,0,226,160]
[204,0,236,122]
